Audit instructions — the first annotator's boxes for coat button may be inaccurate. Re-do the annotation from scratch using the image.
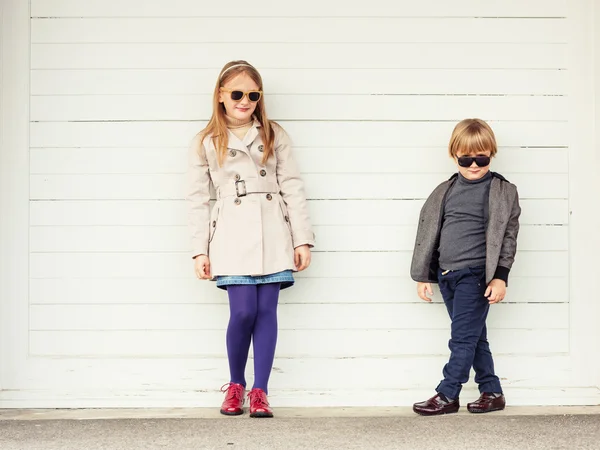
[212,220,216,227]
[229,149,237,157]
[266,194,272,200]
[260,169,267,177]
[234,198,241,205]
[285,215,289,222]
[235,174,241,181]
[258,145,264,152]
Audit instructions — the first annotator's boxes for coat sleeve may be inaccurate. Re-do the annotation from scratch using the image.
[187,135,212,259]
[410,183,447,284]
[274,125,315,248]
[494,186,521,282]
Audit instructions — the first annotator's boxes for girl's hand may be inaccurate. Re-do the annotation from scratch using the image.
[485,279,506,304]
[294,245,312,271]
[417,282,434,302]
[194,255,212,279]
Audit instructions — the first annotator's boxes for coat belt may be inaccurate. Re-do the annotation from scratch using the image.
[217,179,280,199]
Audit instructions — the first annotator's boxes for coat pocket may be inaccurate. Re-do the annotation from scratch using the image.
[209,203,220,243]
[277,196,293,236]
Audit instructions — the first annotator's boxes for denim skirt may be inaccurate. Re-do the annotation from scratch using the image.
[216,270,294,290]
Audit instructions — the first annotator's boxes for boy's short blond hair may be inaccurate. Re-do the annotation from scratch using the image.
[448,118,497,158]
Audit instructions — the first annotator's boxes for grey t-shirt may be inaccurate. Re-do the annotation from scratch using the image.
[438,172,492,270]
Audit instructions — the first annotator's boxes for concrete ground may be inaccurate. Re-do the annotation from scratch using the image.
[0,407,599,450]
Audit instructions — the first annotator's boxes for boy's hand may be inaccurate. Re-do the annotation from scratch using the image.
[417,282,434,302]
[485,279,506,304]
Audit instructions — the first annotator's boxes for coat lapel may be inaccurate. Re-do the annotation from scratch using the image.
[226,118,262,153]
[243,120,261,147]
[226,130,249,153]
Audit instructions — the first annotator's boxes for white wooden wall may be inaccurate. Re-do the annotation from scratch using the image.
[1,0,599,407]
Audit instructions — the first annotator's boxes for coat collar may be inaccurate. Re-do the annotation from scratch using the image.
[447,171,509,183]
[226,116,262,152]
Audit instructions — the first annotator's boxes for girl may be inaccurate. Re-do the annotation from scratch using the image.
[187,60,314,418]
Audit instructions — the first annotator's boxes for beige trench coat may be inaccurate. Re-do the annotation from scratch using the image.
[187,120,315,277]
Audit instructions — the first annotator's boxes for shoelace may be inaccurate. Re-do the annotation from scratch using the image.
[249,390,270,409]
[221,383,244,401]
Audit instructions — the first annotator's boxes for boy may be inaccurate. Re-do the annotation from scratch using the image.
[410,118,520,415]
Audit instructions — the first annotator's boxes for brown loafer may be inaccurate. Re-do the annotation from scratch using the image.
[467,393,506,413]
[413,393,460,416]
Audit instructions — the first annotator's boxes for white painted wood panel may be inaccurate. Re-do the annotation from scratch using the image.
[31,69,567,96]
[31,18,567,44]
[28,276,569,305]
[29,329,569,357]
[30,121,569,148]
[29,225,567,253]
[31,94,568,122]
[29,251,568,279]
[30,43,566,70]
[8,0,584,408]
[29,303,567,331]
[30,0,568,18]
[29,199,570,226]
[29,148,568,175]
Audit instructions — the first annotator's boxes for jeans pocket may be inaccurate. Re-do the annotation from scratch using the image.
[467,267,486,287]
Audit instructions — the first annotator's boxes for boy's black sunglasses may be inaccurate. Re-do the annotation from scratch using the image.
[457,155,491,168]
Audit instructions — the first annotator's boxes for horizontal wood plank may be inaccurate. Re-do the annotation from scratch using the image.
[30,147,568,175]
[29,328,569,357]
[29,225,567,252]
[29,173,568,200]
[29,199,570,226]
[30,69,567,96]
[31,18,567,44]
[29,251,568,278]
[29,303,568,331]
[30,94,568,121]
[31,43,566,70]
[30,0,568,18]
[29,121,570,148]
[28,276,569,305]
[12,355,575,392]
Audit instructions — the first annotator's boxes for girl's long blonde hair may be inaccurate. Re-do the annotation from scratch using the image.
[199,60,275,166]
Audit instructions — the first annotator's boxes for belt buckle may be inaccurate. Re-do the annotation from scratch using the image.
[235,180,247,197]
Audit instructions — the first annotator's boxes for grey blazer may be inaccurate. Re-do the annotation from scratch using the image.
[410,172,521,285]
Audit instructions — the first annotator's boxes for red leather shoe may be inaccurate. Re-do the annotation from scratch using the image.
[248,388,273,418]
[220,383,245,416]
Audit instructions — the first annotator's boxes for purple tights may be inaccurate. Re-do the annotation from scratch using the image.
[225,283,280,394]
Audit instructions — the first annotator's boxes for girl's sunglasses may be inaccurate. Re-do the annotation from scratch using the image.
[220,88,262,102]
[457,155,491,168]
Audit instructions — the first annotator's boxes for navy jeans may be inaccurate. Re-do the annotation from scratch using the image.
[435,267,503,399]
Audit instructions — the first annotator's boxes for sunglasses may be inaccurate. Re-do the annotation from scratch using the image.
[220,88,262,102]
[457,155,491,168]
